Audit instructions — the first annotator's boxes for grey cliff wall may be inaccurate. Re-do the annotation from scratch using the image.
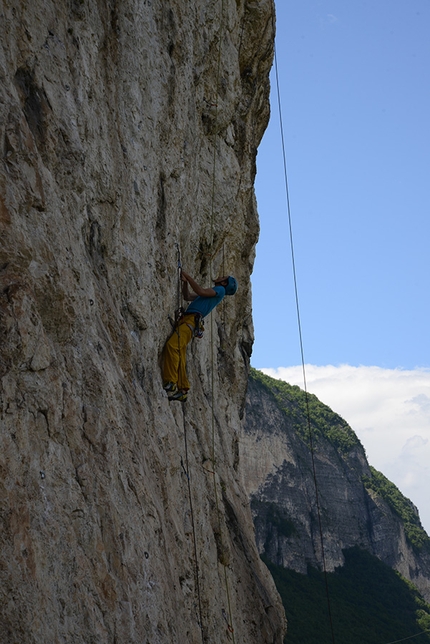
[0,1,286,642]
[240,374,430,602]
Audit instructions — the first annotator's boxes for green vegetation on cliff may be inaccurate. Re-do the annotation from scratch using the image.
[263,547,430,644]
[249,368,430,641]
[250,369,429,550]
[250,368,361,453]
[364,466,430,552]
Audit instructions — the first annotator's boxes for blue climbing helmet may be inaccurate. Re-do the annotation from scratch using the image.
[225,276,238,296]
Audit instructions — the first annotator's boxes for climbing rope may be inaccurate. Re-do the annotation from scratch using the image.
[384,630,430,644]
[207,0,236,639]
[271,32,430,639]
[172,2,236,636]
[208,1,225,276]
[221,242,226,331]
[173,243,184,395]
[181,408,205,644]
[172,243,205,641]
[271,7,337,644]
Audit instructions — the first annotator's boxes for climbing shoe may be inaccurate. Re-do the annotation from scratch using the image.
[168,390,188,403]
[163,382,178,394]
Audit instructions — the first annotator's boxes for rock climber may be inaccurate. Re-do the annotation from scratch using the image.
[162,270,238,402]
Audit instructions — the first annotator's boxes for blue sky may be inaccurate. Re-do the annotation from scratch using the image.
[251,1,430,532]
[252,0,430,370]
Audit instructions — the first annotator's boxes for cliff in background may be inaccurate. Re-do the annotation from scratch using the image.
[0,1,286,642]
[240,370,430,604]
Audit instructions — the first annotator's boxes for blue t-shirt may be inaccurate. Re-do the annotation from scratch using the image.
[185,285,225,318]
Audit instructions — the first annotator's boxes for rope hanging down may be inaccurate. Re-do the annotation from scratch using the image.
[181,409,205,644]
[271,9,337,644]
[271,12,430,644]
[384,631,430,644]
[172,246,204,640]
[172,0,235,637]
[207,0,236,639]
[171,244,204,640]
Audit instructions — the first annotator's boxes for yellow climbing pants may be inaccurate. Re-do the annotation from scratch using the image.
[162,314,195,391]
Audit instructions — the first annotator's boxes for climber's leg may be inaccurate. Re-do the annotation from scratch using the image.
[162,318,193,391]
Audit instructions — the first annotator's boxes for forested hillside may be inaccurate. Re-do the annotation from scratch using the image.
[241,369,430,642]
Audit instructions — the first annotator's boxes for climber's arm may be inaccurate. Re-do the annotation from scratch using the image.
[182,275,196,301]
[181,271,216,298]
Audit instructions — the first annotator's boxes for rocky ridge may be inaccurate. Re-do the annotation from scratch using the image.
[0,1,286,642]
[240,369,430,603]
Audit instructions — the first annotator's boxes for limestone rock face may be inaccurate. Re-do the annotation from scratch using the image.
[0,1,286,642]
[240,374,430,602]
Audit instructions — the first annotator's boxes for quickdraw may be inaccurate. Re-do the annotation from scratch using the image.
[168,243,185,328]
[175,306,185,325]
[175,242,183,324]
[222,608,234,634]
[193,313,204,339]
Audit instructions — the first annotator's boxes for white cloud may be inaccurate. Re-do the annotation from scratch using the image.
[260,365,430,534]
[319,13,339,29]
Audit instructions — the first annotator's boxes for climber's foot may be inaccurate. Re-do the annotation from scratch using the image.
[168,389,188,402]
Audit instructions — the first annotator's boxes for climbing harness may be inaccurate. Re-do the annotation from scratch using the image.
[184,314,204,339]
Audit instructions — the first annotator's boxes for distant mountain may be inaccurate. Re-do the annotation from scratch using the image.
[240,368,430,643]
